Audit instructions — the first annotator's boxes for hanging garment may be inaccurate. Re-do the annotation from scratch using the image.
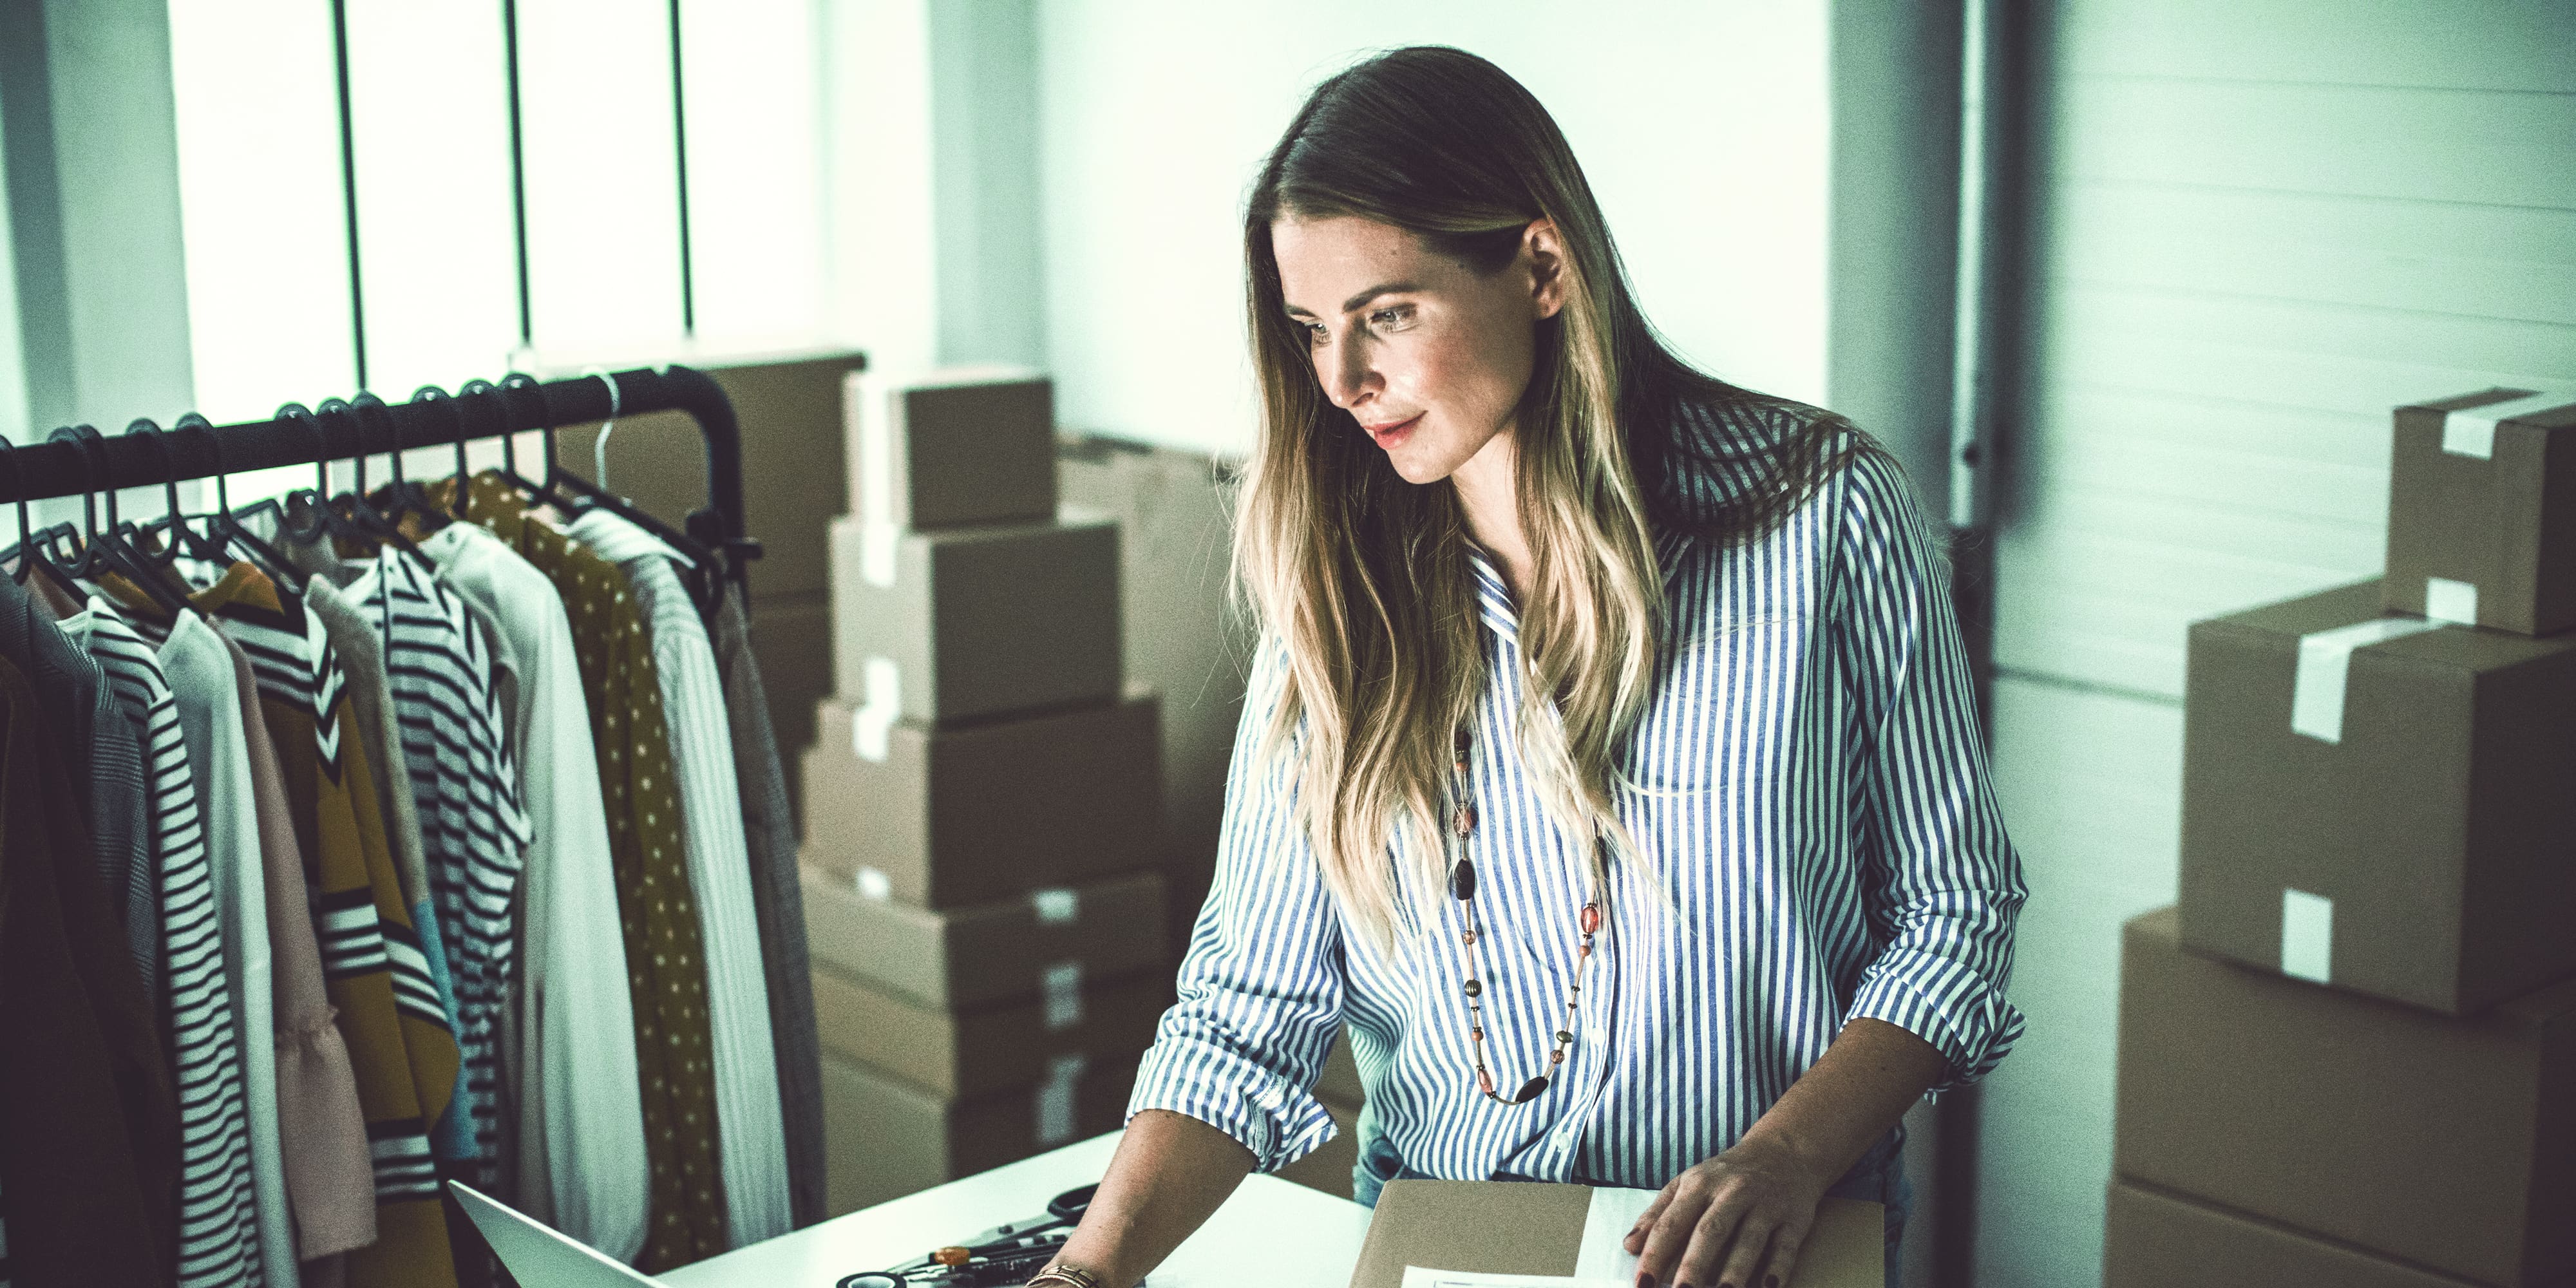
[448,473,729,1269]
[221,630,376,1263]
[0,575,178,1271]
[193,562,465,1288]
[302,574,474,1169]
[56,596,265,1288]
[415,518,648,1262]
[337,549,531,1189]
[712,583,825,1230]
[0,651,166,1288]
[20,580,158,1002]
[568,510,790,1247]
[145,603,298,1288]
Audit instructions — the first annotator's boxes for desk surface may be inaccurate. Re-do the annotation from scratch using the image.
[662,1132,1371,1288]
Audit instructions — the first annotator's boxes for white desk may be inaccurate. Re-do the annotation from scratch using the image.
[663,1132,1370,1287]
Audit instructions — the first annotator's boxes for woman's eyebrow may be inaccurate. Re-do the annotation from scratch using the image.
[1283,281,1423,318]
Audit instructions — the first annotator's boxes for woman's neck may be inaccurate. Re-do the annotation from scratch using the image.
[1450,430,1533,602]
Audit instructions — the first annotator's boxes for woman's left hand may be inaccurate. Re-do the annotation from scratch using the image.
[1623,1132,1832,1288]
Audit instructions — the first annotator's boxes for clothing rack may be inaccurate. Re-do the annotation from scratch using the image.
[0,365,757,597]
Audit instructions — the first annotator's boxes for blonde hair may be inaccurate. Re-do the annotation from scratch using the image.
[1236,47,1872,949]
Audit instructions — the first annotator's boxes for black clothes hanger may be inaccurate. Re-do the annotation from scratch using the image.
[49,424,192,617]
[356,390,445,532]
[125,418,227,566]
[511,370,727,614]
[232,402,336,547]
[397,384,469,529]
[0,437,87,600]
[322,397,437,573]
[177,414,302,595]
[491,374,577,515]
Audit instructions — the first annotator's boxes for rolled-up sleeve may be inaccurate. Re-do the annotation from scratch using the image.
[1126,638,1347,1171]
[1827,446,2029,1093]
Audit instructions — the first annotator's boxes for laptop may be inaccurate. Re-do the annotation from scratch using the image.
[449,1181,668,1287]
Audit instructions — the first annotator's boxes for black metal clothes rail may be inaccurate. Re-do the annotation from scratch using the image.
[0,365,757,597]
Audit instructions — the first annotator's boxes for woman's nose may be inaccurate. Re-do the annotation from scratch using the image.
[1321,338,1375,409]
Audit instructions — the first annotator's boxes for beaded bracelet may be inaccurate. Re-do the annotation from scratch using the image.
[1027,1265,1103,1288]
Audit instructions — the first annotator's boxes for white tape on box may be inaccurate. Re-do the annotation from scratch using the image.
[1042,961,1084,1030]
[2425,577,2479,626]
[858,519,900,589]
[2282,888,2334,984]
[1036,1054,1087,1146]
[2440,388,2576,460]
[858,379,895,523]
[1029,887,1079,924]
[855,867,892,902]
[2291,617,2443,743]
[853,658,900,762]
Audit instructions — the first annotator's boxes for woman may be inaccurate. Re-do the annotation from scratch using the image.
[1025,46,2025,1288]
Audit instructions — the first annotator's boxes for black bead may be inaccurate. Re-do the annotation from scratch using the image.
[1463,978,1482,998]
[1513,1076,1549,1102]
[1556,1029,1574,1043]
[1450,858,1477,902]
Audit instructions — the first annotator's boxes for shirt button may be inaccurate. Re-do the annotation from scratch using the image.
[1587,1025,1608,1044]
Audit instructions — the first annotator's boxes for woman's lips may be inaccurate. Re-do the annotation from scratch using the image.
[1365,413,1423,448]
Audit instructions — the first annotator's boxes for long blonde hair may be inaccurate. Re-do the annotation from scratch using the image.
[1236,47,1870,949]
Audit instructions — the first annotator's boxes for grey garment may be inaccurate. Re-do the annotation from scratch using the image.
[8,572,157,990]
[712,585,826,1229]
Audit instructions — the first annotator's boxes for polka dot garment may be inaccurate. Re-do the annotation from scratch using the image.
[444,473,730,1270]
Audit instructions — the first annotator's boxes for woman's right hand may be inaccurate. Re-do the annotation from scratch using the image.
[1038,1110,1256,1288]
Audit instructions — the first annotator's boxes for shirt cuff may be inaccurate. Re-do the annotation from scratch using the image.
[1846,946,2027,1095]
[1125,1032,1343,1174]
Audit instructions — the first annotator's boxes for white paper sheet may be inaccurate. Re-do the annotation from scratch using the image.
[1397,1269,1629,1288]
[1571,1186,1658,1281]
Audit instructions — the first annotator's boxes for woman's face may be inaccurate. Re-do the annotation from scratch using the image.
[1273,216,1564,485]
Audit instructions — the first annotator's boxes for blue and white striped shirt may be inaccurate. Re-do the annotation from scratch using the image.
[1126,399,2029,1188]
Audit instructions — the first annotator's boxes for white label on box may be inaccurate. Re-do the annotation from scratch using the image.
[858,519,900,589]
[2291,617,2443,743]
[858,377,895,524]
[1042,961,1084,1030]
[2440,389,2576,459]
[2424,577,2479,626]
[855,867,893,902]
[854,658,900,762]
[2282,888,2334,984]
[1036,1054,1087,1146]
[1030,887,1079,924]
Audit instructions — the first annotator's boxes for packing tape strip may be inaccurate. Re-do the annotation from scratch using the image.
[855,867,892,902]
[1029,887,1079,924]
[2440,388,2576,459]
[2282,888,2333,984]
[1041,960,1084,1031]
[2424,576,2479,626]
[1036,1053,1088,1146]
[858,518,900,588]
[2291,616,2443,743]
[853,657,900,761]
[858,376,895,524]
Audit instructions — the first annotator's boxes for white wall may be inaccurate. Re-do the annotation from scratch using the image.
[1977,3,2576,1285]
[1031,0,1832,459]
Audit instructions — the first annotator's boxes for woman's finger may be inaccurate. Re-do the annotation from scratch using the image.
[1626,1181,1681,1254]
[1635,1173,1719,1285]
[1752,1218,1812,1288]
[1676,1195,1763,1288]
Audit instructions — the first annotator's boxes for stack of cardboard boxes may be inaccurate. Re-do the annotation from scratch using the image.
[798,368,1172,1217]
[2110,388,2576,1287]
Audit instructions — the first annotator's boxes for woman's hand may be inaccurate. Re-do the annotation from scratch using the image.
[1623,1132,1833,1288]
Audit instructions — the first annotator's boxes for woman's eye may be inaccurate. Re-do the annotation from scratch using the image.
[1369,307,1411,330]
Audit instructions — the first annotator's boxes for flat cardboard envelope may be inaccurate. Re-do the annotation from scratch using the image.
[1351,1181,1881,1288]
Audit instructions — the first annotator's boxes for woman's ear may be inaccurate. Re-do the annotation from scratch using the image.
[1524,218,1569,321]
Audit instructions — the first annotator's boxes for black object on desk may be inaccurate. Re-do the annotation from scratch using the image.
[840,1185,1105,1287]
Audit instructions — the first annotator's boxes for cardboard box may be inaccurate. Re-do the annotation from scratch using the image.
[2179,578,2576,1014]
[848,366,1057,531]
[799,687,1161,907]
[2104,1180,2502,1288]
[2382,388,2576,636]
[1276,1098,1360,1201]
[801,864,1169,1010]
[810,960,1167,1101]
[819,1050,1134,1218]
[2114,907,2576,1287]
[826,511,1121,723]
[1350,1182,1881,1287]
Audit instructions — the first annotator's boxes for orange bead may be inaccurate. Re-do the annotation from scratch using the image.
[1477,1068,1495,1095]
[1550,1050,1564,1065]
[1463,930,1477,947]
[1579,904,1601,934]
[934,1247,972,1267]
[1578,943,1592,958]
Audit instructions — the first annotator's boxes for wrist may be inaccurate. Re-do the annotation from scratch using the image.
[1028,1261,1108,1288]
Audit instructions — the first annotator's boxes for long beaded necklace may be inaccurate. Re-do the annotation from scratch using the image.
[1446,726,1602,1105]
